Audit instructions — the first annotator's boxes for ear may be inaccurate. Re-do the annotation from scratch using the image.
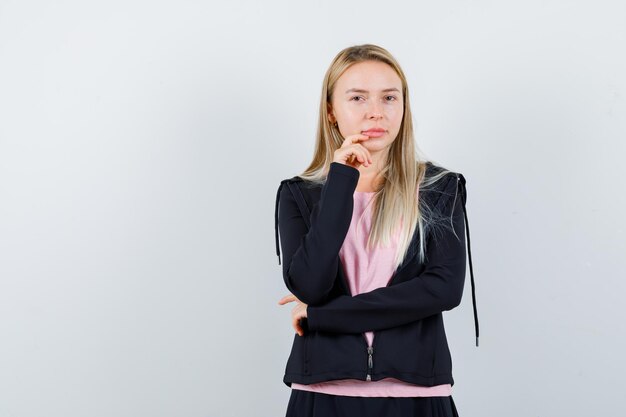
[326,103,335,124]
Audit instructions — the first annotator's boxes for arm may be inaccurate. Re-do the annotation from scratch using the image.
[277,162,359,305]
[306,174,467,333]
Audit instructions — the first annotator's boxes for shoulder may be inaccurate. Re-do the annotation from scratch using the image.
[424,161,461,181]
[280,162,356,185]
[421,161,465,209]
[278,164,348,195]
[423,162,461,189]
[279,175,304,185]
[277,176,318,196]
[276,173,321,210]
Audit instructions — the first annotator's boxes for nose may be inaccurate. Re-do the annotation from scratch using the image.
[366,100,383,119]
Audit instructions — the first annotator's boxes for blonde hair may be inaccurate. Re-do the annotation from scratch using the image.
[298,44,453,268]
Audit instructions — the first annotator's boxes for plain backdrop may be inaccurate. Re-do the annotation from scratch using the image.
[1,1,625,416]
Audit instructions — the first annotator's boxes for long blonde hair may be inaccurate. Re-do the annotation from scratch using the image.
[298,44,453,268]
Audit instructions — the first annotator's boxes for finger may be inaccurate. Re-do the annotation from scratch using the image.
[277,294,296,305]
[339,134,367,150]
[351,144,373,164]
[339,147,367,167]
[356,145,373,164]
[343,134,371,147]
[296,318,304,336]
[349,147,371,166]
[293,317,303,336]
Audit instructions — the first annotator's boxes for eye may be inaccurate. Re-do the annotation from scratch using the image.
[385,95,398,101]
[350,96,365,101]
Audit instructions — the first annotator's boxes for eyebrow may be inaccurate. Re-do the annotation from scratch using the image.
[345,88,401,94]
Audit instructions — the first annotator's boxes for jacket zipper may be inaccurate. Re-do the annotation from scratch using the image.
[339,212,416,381]
[338,264,374,380]
[366,346,374,381]
[340,261,406,382]
[366,259,406,381]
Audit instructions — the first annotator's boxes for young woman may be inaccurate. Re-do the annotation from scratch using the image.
[274,44,479,417]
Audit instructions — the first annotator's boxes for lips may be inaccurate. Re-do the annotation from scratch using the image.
[362,128,386,137]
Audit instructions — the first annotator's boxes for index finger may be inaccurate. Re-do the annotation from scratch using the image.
[343,134,372,146]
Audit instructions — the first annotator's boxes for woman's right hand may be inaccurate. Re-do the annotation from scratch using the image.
[332,134,373,169]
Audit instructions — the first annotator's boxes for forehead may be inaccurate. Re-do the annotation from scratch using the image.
[336,61,402,91]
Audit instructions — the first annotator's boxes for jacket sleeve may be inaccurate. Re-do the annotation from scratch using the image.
[277,162,360,305]
[306,173,467,333]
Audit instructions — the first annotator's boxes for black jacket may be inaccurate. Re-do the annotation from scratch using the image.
[274,161,479,388]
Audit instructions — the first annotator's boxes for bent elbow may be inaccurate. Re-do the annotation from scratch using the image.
[283,271,333,306]
[298,293,327,306]
[443,286,464,311]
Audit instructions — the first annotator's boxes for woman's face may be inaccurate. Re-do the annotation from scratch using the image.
[328,60,404,154]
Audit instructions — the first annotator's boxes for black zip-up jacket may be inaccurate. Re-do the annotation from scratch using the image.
[274,162,479,388]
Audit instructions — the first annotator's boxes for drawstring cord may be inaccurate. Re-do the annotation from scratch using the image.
[275,181,285,265]
[458,174,480,347]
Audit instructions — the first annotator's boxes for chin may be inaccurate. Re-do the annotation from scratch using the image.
[364,140,392,149]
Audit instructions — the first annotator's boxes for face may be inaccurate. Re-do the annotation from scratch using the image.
[328,60,404,154]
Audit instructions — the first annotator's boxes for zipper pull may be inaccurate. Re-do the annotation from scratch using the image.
[366,346,374,381]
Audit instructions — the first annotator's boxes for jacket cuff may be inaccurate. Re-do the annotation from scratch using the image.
[306,305,321,332]
[329,162,360,181]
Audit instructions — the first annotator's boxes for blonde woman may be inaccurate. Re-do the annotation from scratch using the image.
[275,44,479,417]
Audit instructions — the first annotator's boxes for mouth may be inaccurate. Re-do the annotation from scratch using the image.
[362,128,386,137]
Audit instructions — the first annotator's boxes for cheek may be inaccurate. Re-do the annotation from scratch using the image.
[338,110,361,129]
[344,107,362,120]
[389,107,403,125]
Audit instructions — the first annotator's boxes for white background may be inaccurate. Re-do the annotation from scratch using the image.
[1,1,625,416]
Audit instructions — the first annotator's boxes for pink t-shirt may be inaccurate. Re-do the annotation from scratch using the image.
[292,190,452,397]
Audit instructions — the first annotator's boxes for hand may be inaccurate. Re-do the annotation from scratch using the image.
[333,134,373,169]
[277,293,309,336]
